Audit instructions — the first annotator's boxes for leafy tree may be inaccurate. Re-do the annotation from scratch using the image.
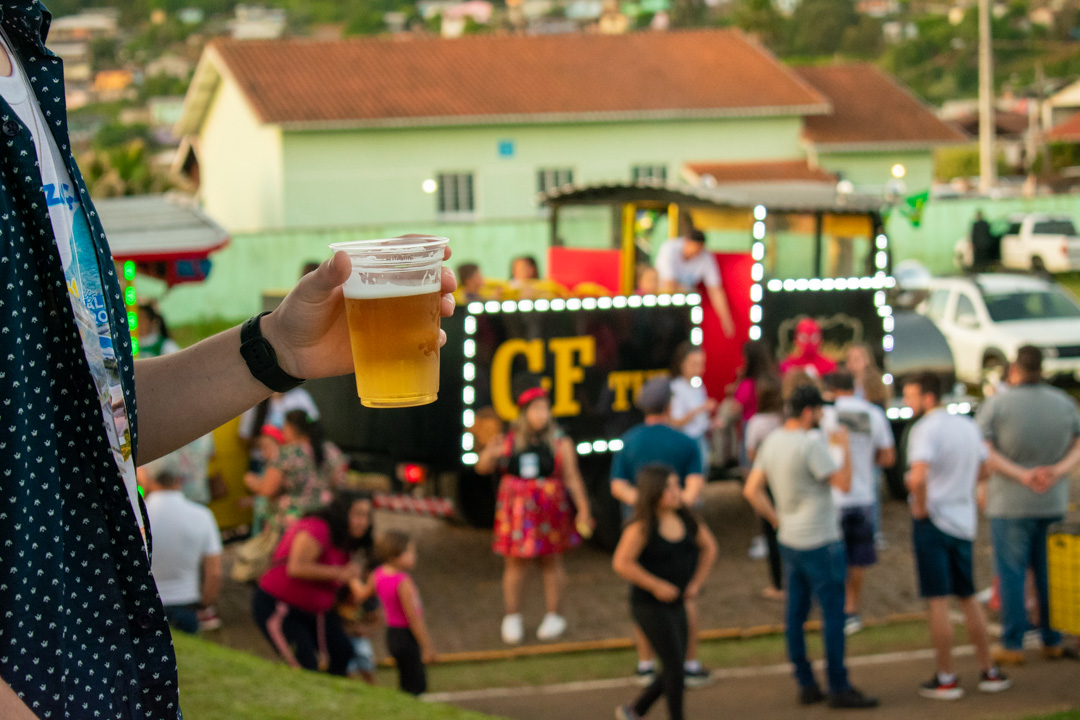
[731,0,788,50]
[790,0,859,55]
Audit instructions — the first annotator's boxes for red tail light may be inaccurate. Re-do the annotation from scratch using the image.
[401,463,427,484]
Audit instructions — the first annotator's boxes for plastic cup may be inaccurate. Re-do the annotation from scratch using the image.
[329,236,448,408]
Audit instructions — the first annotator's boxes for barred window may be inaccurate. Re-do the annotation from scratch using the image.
[537,167,574,195]
[436,173,475,215]
[631,165,667,182]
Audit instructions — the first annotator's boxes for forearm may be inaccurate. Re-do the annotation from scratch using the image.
[286,562,344,583]
[0,679,38,720]
[681,474,705,505]
[987,447,1029,483]
[134,326,272,463]
[1051,437,1080,479]
[746,488,778,528]
[614,561,668,595]
[611,480,638,506]
[708,287,734,326]
[201,571,222,607]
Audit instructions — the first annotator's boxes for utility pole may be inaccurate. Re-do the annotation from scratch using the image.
[978,0,996,192]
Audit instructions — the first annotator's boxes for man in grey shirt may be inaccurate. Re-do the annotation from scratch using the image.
[744,386,877,709]
[978,346,1080,664]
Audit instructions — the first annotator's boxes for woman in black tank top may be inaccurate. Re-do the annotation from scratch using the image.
[612,464,718,720]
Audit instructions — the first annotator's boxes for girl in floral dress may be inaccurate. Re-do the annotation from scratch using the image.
[476,387,593,645]
[245,410,347,533]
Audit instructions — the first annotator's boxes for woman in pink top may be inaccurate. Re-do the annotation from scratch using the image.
[372,530,436,695]
[252,490,374,675]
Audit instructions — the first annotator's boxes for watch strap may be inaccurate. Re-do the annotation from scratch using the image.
[239,312,305,393]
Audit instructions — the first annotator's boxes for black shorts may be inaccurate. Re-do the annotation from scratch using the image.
[840,506,877,568]
[912,518,974,599]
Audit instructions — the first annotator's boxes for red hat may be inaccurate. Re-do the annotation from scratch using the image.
[516,387,548,408]
[260,424,285,445]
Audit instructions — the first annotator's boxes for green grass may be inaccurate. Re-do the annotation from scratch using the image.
[1028,713,1080,720]
[377,621,933,693]
[173,632,497,720]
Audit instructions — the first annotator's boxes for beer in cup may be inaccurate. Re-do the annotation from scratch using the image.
[330,236,449,408]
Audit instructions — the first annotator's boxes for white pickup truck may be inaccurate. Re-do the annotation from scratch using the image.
[956,213,1080,273]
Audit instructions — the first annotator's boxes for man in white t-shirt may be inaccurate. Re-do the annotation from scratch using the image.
[903,372,1009,700]
[821,371,895,637]
[139,455,224,635]
[655,229,735,337]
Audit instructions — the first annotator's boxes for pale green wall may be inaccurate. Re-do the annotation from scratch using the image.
[817,150,935,194]
[158,212,613,324]
[200,79,284,232]
[278,116,805,228]
[886,194,1080,274]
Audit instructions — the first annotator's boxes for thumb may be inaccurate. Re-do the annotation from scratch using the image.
[300,251,351,300]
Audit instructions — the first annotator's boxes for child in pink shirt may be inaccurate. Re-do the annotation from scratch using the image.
[372,530,436,695]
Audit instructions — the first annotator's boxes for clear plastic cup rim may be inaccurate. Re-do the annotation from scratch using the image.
[330,236,449,254]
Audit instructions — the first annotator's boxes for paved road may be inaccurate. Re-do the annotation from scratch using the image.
[434,647,1079,720]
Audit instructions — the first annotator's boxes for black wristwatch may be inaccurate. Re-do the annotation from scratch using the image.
[239,312,305,393]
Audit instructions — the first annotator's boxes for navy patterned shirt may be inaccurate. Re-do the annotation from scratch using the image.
[0,2,180,718]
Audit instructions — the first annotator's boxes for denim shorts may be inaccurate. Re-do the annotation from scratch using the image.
[912,518,974,599]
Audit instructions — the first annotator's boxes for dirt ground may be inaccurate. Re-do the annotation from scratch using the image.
[205,473,1073,663]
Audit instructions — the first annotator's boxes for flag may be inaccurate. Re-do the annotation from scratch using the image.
[899,190,929,228]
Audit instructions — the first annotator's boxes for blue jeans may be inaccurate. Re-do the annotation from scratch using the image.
[991,516,1063,651]
[780,541,850,694]
[164,604,200,635]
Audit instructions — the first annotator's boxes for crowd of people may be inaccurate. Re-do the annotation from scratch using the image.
[132,310,1078,715]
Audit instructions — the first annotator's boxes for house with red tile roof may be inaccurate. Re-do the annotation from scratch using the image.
[793,64,966,192]
[170,30,962,322]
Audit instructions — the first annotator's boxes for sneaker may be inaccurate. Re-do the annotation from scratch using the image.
[798,684,826,705]
[991,646,1026,666]
[684,665,715,688]
[828,687,880,709]
[747,535,768,560]
[501,613,523,645]
[536,612,567,641]
[197,606,221,632]
[844,614,863,637]
[615,704,640,720]
[633,665,656,687]
[918,675,964,700]
[977,668,1011,693]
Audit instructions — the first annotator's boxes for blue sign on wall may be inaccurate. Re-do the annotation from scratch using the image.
[498,139,515,158]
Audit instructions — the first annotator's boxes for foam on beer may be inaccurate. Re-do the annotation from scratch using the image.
[343,274,439,299]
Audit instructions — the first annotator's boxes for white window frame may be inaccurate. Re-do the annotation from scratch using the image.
[436,172,476,219]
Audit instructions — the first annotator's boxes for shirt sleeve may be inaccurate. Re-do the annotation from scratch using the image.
[1068,398,1080,440]
[610,447,629,482]
[684,436,704,476]
[699,253,722,289]
[669,381,692,422]
[870,406,895,450]
[807,437,840,482]
[906,419,935,466]
[654,240,677,282]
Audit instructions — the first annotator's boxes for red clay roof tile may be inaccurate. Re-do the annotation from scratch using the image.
[1048,112,1080,142]
[211,29,828,126]
[794,64,966,148]
[685,158,836,184]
